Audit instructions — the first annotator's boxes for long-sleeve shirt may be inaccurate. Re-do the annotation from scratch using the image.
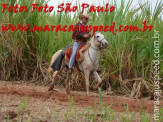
[72,22,90,43]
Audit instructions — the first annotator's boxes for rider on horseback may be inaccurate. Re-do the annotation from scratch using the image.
[68,14,92,73]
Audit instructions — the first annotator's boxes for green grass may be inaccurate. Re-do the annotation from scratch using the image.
[121,105,136,122]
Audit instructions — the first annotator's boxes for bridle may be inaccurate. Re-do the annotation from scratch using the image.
[91,34,106,51]
[88,34,106,67]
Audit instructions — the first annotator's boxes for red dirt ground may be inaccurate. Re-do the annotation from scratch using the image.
[0,81,162,115]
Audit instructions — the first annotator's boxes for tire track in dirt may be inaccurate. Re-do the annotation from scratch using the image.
[0,81,161,114]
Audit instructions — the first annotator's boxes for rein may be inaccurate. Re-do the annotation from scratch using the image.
[88,34,105,68]
[90,45,99,51]
[88,48,98,70]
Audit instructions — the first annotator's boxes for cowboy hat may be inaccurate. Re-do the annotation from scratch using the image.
[79,14,92,20]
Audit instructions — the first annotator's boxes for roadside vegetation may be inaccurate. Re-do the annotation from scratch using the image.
[0,0,162,98]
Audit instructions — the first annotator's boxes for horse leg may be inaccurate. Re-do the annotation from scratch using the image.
[48,66,65,91]
[65,70,73,95]
[84,69,90,96]
[92,71,102,90]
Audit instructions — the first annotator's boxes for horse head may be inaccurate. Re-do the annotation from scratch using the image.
[92,32,109,50]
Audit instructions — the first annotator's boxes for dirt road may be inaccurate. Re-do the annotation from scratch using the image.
[0,81,160,115]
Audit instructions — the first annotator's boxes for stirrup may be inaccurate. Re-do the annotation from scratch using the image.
[68,68,73,74]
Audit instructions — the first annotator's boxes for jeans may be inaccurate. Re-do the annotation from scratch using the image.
[69,41,84,69]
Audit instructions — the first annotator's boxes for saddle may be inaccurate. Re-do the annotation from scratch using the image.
[65,44,90,64]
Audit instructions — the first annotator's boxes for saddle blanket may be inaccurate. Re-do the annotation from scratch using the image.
[65,44,87,61]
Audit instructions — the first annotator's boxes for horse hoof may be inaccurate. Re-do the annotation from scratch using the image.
[66,89,71,95]
[86,92,89,97]
[48,86,54,91]
[92,86,98,91]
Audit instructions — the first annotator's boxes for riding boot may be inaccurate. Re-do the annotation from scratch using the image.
[68,68,73,74]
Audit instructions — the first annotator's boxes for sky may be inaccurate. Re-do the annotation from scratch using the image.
[47,0,159,12]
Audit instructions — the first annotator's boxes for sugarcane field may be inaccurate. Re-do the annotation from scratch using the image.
[0,0,163,121]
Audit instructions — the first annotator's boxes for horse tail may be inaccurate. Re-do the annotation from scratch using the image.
[47,50,63,74]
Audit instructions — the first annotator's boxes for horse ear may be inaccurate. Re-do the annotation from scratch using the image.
[94,31,100,36]
[94,31,98,36]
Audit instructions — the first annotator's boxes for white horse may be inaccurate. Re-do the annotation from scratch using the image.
[47,32,109,96]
